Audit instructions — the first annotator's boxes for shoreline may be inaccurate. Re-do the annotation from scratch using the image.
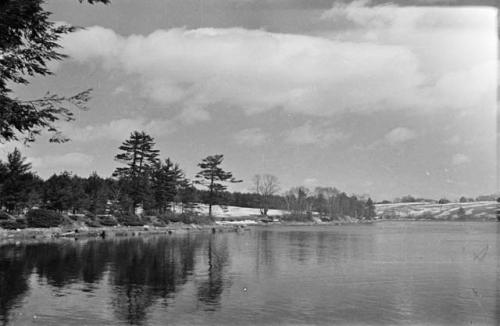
[1,218,497,244]
[0,223,246,243]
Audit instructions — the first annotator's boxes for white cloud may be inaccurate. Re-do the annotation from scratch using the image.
[234,128,267,146]
[384,127,417,145]
[58,22,495,121]
[451,153,470,165]
[320,2,497,112]
[28,153,94,170]
[62,118,175,142]
[285,121,346,146]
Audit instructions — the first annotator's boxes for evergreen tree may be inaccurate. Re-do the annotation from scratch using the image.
[84,172,109,214]
[365,198,376,220]
[195,154,241,217]
[0,148,40,213]
[113,131,159,213]
[176,181,198,213]
[42,172,87,213]
[151,158,184,214]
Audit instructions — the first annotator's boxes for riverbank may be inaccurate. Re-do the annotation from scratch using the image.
[0,223,247,243]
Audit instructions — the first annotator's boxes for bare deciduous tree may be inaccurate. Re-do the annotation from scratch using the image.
[253,174,280,216]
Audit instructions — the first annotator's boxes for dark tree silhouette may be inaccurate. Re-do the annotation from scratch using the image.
[113,131,159,212]
[195,154,241,218]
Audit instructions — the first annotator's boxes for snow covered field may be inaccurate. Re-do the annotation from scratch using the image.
[174,201,498,221]
[189,204,286,219]
[375,201,498,220]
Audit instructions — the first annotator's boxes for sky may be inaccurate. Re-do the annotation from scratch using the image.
[1,0,498,201]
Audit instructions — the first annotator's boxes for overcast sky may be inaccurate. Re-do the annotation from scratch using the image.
[2,0,498,200]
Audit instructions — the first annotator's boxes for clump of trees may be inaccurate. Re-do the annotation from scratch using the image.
[282,186,376,222]
[0,131,247,227]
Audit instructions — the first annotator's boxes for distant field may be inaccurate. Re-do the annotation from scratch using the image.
[186,204,285,219]
[182,201,499,221]
[375,201,498,221]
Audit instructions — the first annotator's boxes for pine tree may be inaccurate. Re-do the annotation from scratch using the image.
[151,158,185,214]
[195,154,241,217]
[113,131,159,213]
[84,172,109,214]
[0,148,40,213]
[365,198,376,220]
[42,172,87,213]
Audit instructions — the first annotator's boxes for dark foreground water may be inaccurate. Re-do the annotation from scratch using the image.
[0,222,499,325]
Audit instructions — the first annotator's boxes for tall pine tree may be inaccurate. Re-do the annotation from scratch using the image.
[195,154,241,218]
[0,148,41,213]
[113,131,159,213]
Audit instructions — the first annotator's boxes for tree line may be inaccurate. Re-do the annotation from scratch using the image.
[0,131,377,221]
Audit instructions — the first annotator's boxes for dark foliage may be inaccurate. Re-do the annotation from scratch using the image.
[0,0,109,143]
[99,216,118,227]
[116,215,144,227]
[0,211,13,220]
[0,218,27,229]
[26,209,63,228]
[195,154,241,217]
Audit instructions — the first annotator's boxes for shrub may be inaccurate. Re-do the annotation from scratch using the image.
[85,220,101,228]
[26,209,63,228]
[158,212,212,224]
[281,213,313,222]
[187,214,213,225]
[153,221,166,227]
[158,212,178,223]
[99,216,118,227]
[0,211,13,220]
[0,218,27,230]
[117,215,144,226]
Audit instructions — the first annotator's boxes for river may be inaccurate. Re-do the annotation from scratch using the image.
[0,222,498,325]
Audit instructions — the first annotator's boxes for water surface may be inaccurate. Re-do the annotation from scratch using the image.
[0,222,498,325]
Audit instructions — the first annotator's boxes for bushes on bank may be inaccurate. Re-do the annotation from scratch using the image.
[99,216,118,226]
[158,212,212,224]
[117,214,144,226]
[26,209,63,228]
[0,218,27,230]
[281,213,313,222]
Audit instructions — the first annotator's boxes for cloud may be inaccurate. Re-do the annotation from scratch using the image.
[28,153,94,170]
[234,128,268,146]
[285,121,346,146]
[451,153,470,165]
[320,1,497,113]
[62,118,175,142]
[384,127,417,145]
[59,18,495,122]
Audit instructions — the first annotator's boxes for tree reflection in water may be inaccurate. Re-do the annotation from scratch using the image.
[196,235,230,310]
[0,234,227,325]
[110,236,204,325]
[0,245,30,326]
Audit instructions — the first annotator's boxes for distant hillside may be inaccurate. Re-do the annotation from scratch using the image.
[375,201,498,221]
[187,201,498,222]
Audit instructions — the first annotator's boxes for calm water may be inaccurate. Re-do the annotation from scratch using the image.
[0,222,499,325]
